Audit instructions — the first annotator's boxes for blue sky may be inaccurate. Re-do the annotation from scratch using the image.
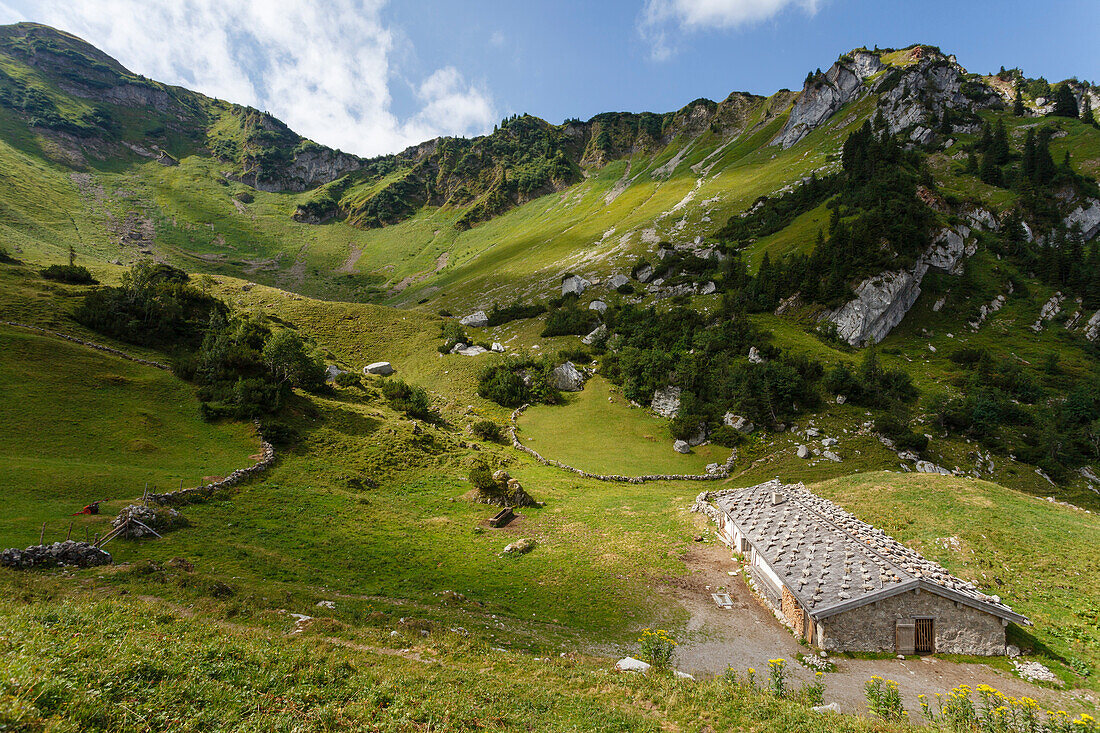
[0,0,1096,157]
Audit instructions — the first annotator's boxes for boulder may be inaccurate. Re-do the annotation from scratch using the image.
[615,657,652,673]
[652,387,681,418]
[581,324,608,346]
[797,445,810,459]
[491,342,505,353]
[722,413,754,434]
[835,395,847,405]
[551,362,586,392]
[456,345,489,357]
[700,281,716,295]
[460,310,489,328]
[1064,198,1100,240]
[608,273,630,290]
[364,362,394,376]
[503,538,536,555]
[588,300,608,314]
[747,347,765,364]
[822,437,837,447]
[686,423,707,447]
[561,274,590,297]
[325,364,343,382]
[823,450,842,462]
[634,264,654,283]
[673,440,691,454]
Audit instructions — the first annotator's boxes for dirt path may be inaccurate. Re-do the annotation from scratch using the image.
[672,543,1091,718]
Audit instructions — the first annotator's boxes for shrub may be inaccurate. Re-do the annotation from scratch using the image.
[638,628,676,670]
[471,420,502,442]
[334,371,361,388]
[468,460,495,493]
[0,246,15,263]
[41,264,96,284]
[709,425,744,448]
[540,305,597,338]
[486,300,546,326]
[380,379,433,421]
[557,347,592,365]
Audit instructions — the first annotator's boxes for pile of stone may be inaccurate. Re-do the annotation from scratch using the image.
[112,504,188,538]
[0,540,111,569]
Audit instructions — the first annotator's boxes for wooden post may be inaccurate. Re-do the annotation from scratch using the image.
[66,521,73,541]
[39,522,45,545]
[93,532,99,547]
[143,482,149,506]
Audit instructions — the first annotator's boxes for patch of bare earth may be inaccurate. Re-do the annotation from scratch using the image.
[389,252,449,295]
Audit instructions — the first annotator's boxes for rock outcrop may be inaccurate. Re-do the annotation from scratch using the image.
[364,361,395,375]
[773,52,883,149]
[460,311,489,328]
[1065,198,1100,240]
[651,386,681,418]
[825,225,969,346]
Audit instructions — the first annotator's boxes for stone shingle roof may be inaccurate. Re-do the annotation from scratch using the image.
[710,480,1029,624]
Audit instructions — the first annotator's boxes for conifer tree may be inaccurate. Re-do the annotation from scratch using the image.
[1013,89,1025,116]
[1052,83,1079,118]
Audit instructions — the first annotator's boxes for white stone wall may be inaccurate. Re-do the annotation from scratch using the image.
[819,588,1006,655]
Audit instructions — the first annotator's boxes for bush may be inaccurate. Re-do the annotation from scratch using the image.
[557,347,592,364]
[540,304,597,337]
[468,461,496,493]
[486,300,546,326]
[471,420,502,442]
[41,264,96,284]
[709,425,744,448]
[380,379,433,421]
[477,358,560,408]
[334,371,361,388]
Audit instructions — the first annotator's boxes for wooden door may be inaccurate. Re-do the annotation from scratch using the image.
[895,622,915,655]
[915,618,934,654]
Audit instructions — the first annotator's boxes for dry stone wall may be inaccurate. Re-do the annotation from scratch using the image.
[2,321,170,370]
[147,428,275,505]
[509,405,735,483]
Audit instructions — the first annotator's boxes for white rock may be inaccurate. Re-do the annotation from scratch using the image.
[551,362,586,392]
[562,274,590,297]
[700,281,716,295]
[364,362,394,376]
[652,387,681,418]
[823,450,842,462]
[797,445,810,459]
[748,346,765,364]
[812,703,842,714]
[673,440,691,454]
[491,342,505,353]
[582,324,608,345]
[608,273,630,290]
[722,413,754,433]
[836,395,847,405]
[822,437,837,447]
[634,265,654,283]
[673,670,695,680]
[456,345,489,357]
[589,300,607,314]
[460,311,489,328]
[915,461,952,475]
[615,657,652,673]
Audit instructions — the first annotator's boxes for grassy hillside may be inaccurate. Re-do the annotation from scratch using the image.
[0,323,259,549]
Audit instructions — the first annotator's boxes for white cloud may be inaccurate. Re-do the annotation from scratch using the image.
[640,0,821,60]
[4,0,496,157]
